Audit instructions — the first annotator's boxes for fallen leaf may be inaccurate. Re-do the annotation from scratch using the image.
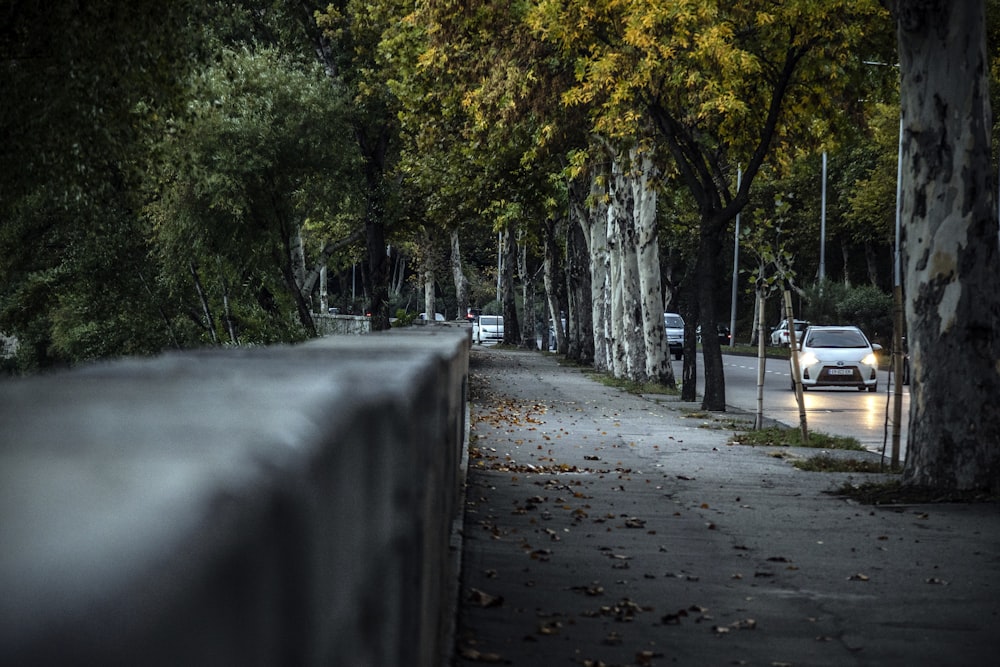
[459,648,505,663]
[570,583,605,596]
[468,588,504,608]
[636,650,662,666]
[662,608,689,625]
[537,620,562,635]
[848,573,870,581]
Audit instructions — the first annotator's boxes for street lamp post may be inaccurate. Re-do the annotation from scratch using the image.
[819,151,827,286]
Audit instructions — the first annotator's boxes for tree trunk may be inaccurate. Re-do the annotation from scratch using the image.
[450,229,469,320]
[290,226,307,294]
[364,174,390,330]
[189,261,218,345]
[696,225,726,411]
[423,265,435,323]
[607,156,643,379]
[582,171,610,371]
[517,229,535,347]
[567,205,593,364]
[895,0,1000,492]
[864,241,879,286]
[501,225,520,345]
[631,147,673,386]
[840,243,852,287]
[679,287,698,402]
[543,217,564,353]
[301,227,365,297]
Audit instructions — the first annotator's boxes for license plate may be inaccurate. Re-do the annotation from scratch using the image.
[829,368,853,375]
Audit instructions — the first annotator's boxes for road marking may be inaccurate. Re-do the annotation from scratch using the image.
[724,361,789,376]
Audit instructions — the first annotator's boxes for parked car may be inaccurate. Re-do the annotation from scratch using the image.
[697,324,731,346]
[791,325,881,392]
[419,312,445,321]
[770,319,810,347]
[475,315,504,344]
[664,313,685,360]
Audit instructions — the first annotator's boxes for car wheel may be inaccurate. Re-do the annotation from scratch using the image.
[867,383,877,393]
[674,352,682,360]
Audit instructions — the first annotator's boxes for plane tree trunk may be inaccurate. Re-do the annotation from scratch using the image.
[894,0,1000,492]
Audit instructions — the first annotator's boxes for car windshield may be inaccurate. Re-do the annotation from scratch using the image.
[664,315,684,328]
[480,317,501,326]
[805,330,868,348]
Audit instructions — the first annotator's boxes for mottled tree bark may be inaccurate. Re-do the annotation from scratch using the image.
[450,229,469,320]
[894,0,1000,491]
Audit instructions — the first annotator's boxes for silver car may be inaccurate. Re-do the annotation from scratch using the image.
[792,325,881,392]
[664,313,684,360]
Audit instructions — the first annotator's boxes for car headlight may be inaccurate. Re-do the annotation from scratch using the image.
[799,352,818,367]
[861,352,877,367]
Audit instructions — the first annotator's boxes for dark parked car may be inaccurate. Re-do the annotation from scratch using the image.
[698,324,731,345]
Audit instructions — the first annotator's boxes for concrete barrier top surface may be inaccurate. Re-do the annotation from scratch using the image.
[0,328,469,663]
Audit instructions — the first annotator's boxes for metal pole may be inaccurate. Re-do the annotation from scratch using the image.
[891,115,904,469]
[497,232,503,304]
[729,168,742,347]
[819,152,827,285]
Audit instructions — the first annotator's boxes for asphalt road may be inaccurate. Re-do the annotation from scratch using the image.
[674,351,910,461]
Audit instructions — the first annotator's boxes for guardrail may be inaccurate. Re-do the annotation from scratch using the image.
[0,328,470,667]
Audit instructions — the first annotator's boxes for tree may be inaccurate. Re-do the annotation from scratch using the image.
[0,0,209,369]
[892,0,1000,492]
[530,0,889,409]
[397,1,586,351]
[146,47,360,343]
[312,0,406,330]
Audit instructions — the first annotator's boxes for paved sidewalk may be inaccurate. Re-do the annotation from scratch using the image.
[454,347,1000,667]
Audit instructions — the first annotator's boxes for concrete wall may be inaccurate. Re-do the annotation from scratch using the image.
[0,328,470,667]
[313,313,372,336]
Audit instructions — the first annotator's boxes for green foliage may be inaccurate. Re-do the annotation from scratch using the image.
[392,309,416,327]
[0,0,209,370]
[801,282,892,341]
[146,46,361,344]
[0,2,370,369]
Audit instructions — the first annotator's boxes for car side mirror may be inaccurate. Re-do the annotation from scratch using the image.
[872,343,883,352]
